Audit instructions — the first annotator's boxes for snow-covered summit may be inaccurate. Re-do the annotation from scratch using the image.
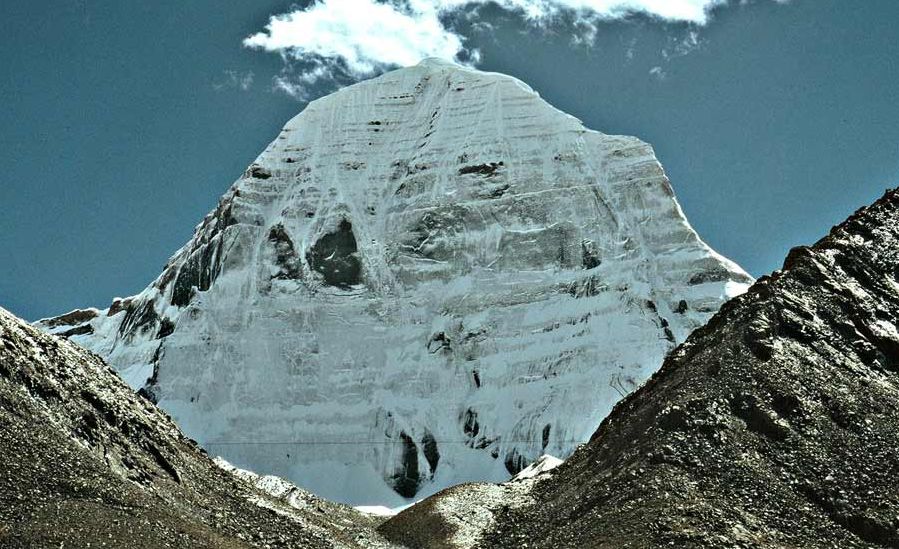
[418,57,462,68]
[39,61,752,506]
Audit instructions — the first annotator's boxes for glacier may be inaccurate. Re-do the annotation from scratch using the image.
[39,58,752,506]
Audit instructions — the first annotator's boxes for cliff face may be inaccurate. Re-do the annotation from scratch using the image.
[0,307,390,548]
[39,59,750,505]
[382,188,899,548]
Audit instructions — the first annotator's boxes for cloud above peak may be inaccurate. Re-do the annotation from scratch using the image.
[243,0,748,96]
[244,0,466,76]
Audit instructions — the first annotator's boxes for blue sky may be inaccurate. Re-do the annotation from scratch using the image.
[2,0,898,320]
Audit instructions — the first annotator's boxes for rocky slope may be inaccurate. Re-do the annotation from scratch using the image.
[381,188,899,548]
[39,58,751,506]
[0,307,391,548]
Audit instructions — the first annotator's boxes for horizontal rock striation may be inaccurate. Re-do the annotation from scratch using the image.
[383,188,899,547]
[38,59,751,505]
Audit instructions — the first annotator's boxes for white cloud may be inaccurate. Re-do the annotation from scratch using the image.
[507,0,727,22]
[244,0,466,75]
[244,0,760,96]
[213,70,254,91]
[649,65,666,80]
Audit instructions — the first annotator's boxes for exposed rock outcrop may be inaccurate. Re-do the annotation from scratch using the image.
[0,307,391,548]
[382,188,899,547]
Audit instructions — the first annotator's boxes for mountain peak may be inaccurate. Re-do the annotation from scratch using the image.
[416,57,467,70]
[38,66,751,506]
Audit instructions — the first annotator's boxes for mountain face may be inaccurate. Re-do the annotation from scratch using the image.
[0,307,391,548]
[381,188,899,548]
[39,59,751,506]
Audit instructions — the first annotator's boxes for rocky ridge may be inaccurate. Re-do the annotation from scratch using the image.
[0,306,391,548]
[382,188,899,548]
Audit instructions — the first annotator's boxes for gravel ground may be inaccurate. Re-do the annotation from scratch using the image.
[0,307,395,549]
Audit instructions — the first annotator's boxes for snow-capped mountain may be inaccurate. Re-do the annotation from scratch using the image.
[39,58,752,506]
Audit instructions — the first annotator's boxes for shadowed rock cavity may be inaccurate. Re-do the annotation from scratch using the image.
[58,324,94,338]
[504,448,527,476]
[306,220,362,288]
[390,432,420,498]
[171,240,225,307]
[118,300,159,341]
[463,409,480,438]
[168,196,238,307]
[582,239,601,269]
[421,431,440,478]
[268,224,303,280]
